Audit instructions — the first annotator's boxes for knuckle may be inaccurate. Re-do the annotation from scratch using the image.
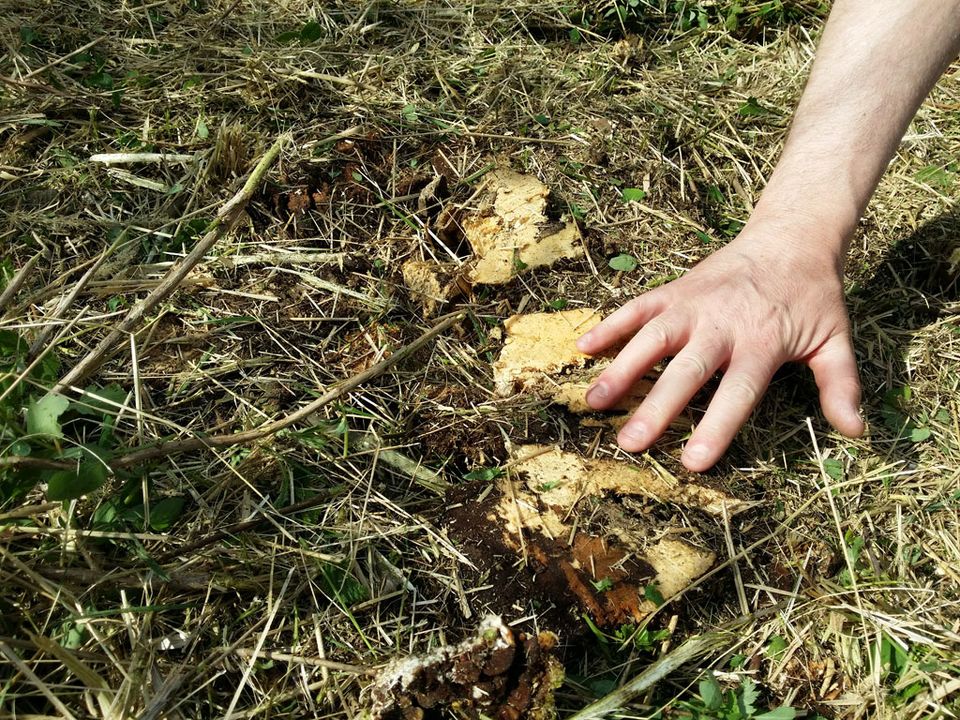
[720,374,760,407]
[638,396,667,425]
[644,317,672,347]
[673,351,710,382]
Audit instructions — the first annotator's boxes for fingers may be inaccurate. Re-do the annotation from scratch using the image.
[680,354,778,472]
[585,313,688,410]
[576,290,668,355]
[618,343,727,452]
[807,334,864,438]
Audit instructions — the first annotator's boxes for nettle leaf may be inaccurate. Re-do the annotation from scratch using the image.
[608,253,638,272]
[739,676,759,716]
[699,672,723,711]
[46,449,110,501]
[26,394,70,438]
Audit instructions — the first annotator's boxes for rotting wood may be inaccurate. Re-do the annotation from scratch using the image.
[465,169,583,285]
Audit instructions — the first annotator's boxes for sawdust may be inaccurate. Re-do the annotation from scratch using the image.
[465,170,583,285]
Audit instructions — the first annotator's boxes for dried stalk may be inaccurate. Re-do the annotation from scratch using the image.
[53,134,289,394]
[568,632,729,720]
[111,311,464,469]
[0,251,42,317]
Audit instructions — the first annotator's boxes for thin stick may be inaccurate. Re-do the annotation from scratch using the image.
[228,648,374,675]
[0,251,42,316]
[53,134,289,394]
[21,35,107,80]
[89,152,196,165]
[111,311,464,469]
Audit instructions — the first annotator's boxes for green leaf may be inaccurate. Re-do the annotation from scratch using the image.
[821,458,843,481]
[0,330,27,358]
[591,577,614,592]
[739,676,759,716]
[644,583,664,607]
[401,104,418,123]
[547,298,568,310]
[299,20,323,43]
[464,466,503,482]
[20,26,39,46]
[909,426,931,443]
[149,496,186,531]
[739,96,769,117]
[767,634,788,661]
[86,71,114,90]
[26,394,70,438]
[620,187,646,202]
[755,708,797,720]
[47,450,109,501]
[196,118,209,139]
[608,253,638,272]
[915,165,953,188]
[72,384,126,417]
[699,671,723,711]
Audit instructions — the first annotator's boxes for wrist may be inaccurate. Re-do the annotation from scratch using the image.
[733,208,852,274]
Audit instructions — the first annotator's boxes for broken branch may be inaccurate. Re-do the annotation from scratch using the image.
[53,134,289,393]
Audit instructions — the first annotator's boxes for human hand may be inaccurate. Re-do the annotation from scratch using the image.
[576,224,865,471]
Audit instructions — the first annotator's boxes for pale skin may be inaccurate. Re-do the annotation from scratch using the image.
[579,1,960,472]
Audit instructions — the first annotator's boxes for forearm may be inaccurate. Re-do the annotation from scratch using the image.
[749,0,960,260]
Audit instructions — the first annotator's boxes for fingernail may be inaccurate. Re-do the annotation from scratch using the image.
[576,331,593,351]
[585,381,609,404]
[684,444,710,464]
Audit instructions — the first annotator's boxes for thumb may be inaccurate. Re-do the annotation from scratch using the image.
[807,333,865,437]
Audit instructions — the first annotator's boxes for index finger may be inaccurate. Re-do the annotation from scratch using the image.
[576,289,668,354]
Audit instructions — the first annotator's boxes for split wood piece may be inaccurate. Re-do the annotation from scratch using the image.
[492,308,600,396]
[465,169,583,285]
[401,260,467,317]
[401,171,582,313]
[509,444,752,517]
[367,615,563,720]
[493,309,654,428]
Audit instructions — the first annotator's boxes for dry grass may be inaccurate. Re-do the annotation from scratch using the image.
[1,0,958,717]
